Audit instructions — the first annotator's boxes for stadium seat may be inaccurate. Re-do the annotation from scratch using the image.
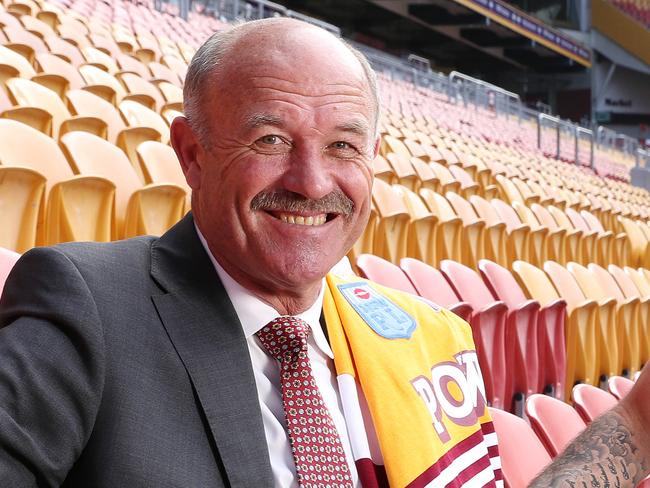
[118,99,169,144]
[488,198,541,265]
[439,260,509,411]
[0,119,113,248]
[383,153,419,191]
[399,257,473,322]
[525,393,587,457]
[355,254,417,294]
[136,140,190,211]
[348,201,378,266]
[478,259,567,400]
[0,165,45,252]
[116,71,165,111]
[589,263,642,376]
[392,185,438,265]
[528,203,570,264]
[370,180,409,264]
[571,384,617,423]
[514,260,595,398]
[546,206,587,264]
[78,64,128,105]
[0,247,20,296]
[418,188,463,264]
[618,217,650,268]
[372,155,395,183]
[567,262,625,378]
[609,264,650,364]
[447,191,508,266]
[488,407,550,488]
[35,52,85,90]
[607,375,634,400]
[5,77,105,138]
[59,131,185,239]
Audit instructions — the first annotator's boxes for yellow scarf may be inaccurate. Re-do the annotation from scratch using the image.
[323,273,503,488]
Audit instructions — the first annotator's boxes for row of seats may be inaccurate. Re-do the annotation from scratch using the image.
[356,253,650,412]
[1,119,189,251]
[493,376,649,487]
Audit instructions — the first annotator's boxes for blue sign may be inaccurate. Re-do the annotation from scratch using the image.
[338,282,416,339]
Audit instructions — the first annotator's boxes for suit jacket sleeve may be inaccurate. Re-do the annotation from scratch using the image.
[0,246,105,487]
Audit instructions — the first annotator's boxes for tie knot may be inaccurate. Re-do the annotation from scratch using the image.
[257,316,310,364]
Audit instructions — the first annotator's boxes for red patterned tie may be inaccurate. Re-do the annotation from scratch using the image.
[257,316,353,488]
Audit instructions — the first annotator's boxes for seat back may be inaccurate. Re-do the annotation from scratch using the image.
[608,375,634,400]
[35,52,85,89]
[609,264,642,299]
[565,207,591,233]
[119,100,169,143]
[470,195,500,227]
[136,141,187,189]
[445,191,479,224]
[567,262,609,302]
[478,259,527,308]
[0,247,20,295]
[490,198,524,230]
[419,189,457,221]
[66,89,125,142]
[6,77,71,136]
[512,261,561,307]
[488,407,551,488]
[572,384,617,423]
[531,203,560,230]
[0,44,37,77]
[355,254,417,294]
[0,119,74,191]
[581,210,606,234]
[625,266,650,296]
[439,259,494,309]
[543,261,586,310]
[399,257,460,307]
[525,393,586,457]
[588,264,625,301]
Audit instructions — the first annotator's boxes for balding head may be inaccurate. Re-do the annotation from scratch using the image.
[183,18,379,145]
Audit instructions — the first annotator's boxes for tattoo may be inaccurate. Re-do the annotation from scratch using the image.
[529,408,649,487]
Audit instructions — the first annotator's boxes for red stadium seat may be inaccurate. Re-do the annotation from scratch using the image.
[525,393,586,457]
[355,254,417,294]
[488,407,550,488]
[439,260,509,411]
[479,259,566,400]
[571,384,617,423]
[399,257,473,322]
[607,375,634,400]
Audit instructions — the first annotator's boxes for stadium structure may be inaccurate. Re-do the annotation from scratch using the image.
[0,0,650,485]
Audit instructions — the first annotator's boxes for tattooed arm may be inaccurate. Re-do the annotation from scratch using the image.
[530,366,650,487]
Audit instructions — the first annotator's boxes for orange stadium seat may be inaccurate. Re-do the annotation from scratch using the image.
[59,131,185,239]
[392,185,438,265]
[418,188,463,264]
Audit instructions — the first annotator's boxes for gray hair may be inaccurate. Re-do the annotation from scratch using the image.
[183,18,380,145]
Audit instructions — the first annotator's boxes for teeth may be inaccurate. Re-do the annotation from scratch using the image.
[277,213,327,226]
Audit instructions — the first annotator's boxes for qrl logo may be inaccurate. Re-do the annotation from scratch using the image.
[411,351,487,443]
[353,288,370,300]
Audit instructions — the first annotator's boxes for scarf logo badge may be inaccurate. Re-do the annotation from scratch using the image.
[338,282,416,339]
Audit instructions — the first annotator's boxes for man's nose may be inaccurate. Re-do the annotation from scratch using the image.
[280,146,335,201]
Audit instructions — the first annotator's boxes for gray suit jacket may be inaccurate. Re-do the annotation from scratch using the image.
[0,214,275,487]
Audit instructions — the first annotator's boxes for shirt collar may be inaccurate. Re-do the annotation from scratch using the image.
[195,224,334,359]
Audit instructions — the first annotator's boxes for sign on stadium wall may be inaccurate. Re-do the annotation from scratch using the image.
[594,62,650,115]
[453,0,592,67]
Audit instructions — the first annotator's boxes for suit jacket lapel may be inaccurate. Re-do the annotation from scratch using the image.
[150,214,274,487]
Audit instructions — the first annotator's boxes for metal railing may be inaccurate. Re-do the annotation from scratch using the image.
[173,0,641,179]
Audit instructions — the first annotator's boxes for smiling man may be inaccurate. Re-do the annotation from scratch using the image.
[0,18,502,487]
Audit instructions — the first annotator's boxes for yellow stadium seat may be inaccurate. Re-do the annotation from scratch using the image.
[513,260,597,400]
[384,152,418,190]
[567,262,626,379]
[78,64,127,105]
[542,261,601,390]
[548,206,596,264]
[618,217,650,268]
[372,154,395,183]
[118,99,169,144]
[530,203,573,264]
[5,77,105,138]
[81,45,119,73]
[136,140,190,211]
[0,119,114,245]
[393,184,438,266]
[0,165,45,252]
[149,61,181,85]
[447,191,507,266]
[60,131,185,239]
[116,72,165,111]
[419,188,464,264]
[161,54,187,83]
[35,52,85,90]
[371,179,410,264]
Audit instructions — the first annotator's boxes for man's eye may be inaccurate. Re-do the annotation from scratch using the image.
[259,135,282,145]
[332,141,350,149]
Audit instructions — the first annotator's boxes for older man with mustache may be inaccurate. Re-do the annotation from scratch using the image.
[0,17,506,488]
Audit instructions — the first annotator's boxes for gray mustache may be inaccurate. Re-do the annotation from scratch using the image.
[251,190,354,216]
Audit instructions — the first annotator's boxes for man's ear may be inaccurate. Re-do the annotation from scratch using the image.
[170,116,203,190]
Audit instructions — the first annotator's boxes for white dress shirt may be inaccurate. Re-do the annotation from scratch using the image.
[196,229,359,487]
